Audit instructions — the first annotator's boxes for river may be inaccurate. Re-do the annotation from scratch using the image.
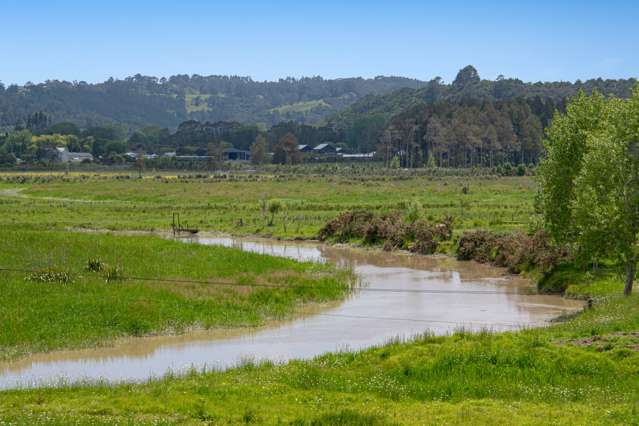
[0,236,583,389]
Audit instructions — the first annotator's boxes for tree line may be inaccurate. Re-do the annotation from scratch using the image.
[328,66,637,166]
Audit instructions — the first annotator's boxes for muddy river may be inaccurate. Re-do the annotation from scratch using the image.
[0,237,584,389]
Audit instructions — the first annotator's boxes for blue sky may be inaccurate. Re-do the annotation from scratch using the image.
[1,0,638,85]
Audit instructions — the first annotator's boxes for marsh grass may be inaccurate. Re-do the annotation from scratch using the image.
[0,230,351,360]
[0,173,535,238]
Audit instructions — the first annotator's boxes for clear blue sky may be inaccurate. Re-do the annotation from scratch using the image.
[2,0,638,85]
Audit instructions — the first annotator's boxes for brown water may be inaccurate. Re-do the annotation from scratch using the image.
[0,237,584,389]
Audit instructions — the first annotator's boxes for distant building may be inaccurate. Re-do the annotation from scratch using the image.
[298,144,313,153]
[55,147,93,163]
[313,143,337,154]
[223,147,251,162]
[340,152,376,161]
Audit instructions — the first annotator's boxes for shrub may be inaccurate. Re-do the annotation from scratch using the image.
[409,219,438,254]
[457,231,496,263]
[456,230,565,275]
[319,210,453,254]
[318,210,374,242]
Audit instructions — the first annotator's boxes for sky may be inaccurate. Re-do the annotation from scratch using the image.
[1,0,638,85]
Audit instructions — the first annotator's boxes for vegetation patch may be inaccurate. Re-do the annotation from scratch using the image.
[456,229,565,280]
[318,209,453,254]
[0,230,351,360]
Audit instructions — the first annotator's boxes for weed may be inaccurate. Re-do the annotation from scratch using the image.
[25,269,74,284]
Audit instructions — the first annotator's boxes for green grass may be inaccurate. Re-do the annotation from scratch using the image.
[269,100,330,115]
[0,230,350,361]
[0,172,536,238]
[185,93,212,113]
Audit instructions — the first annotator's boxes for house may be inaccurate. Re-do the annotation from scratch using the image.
[298,144,313,153]
[313,143,337,154]
[222,147,251,162]
[55,147,93,163]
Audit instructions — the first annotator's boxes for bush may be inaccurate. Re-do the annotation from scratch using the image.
[319,210,453,254]
[318,210,374,242]
[456,230,565,275]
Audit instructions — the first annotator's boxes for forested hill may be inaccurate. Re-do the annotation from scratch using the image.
[329,66,638,164]
[0,75,426,129]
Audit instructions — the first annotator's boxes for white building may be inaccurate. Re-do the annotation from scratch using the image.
[55,147,94,163]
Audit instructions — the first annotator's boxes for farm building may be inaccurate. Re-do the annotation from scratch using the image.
[313,143,337,154]
[223,147,251,162]
[55,147,93,163]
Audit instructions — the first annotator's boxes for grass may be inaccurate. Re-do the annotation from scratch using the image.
[0,230,351,361]
[269,100,330,115]
[0,171,536,238]
[185,93,212,113]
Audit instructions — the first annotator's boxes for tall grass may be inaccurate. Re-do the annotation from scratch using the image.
[0,174,536,238]
[0,230,351,360]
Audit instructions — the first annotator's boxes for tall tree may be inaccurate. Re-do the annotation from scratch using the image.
[250,134,268,165]
[538,87,639,295]
[278,133,301,165]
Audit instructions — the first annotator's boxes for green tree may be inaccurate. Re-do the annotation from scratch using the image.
[538,88,639,295]
[250,134,268,165]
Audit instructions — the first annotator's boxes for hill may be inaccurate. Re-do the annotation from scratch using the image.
[0,75,426,130]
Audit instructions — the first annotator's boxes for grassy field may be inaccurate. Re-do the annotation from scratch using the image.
[0,230,350,361]
[0,171,535,238]
[1,170,637,425]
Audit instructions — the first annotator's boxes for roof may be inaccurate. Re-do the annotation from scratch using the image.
[298,144,308,150]
[223,147,250,154]
[314,143,334,151]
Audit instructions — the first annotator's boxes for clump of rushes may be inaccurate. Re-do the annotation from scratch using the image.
[103,265,125,283]
[86,258,105,272]
[86,257,124,283]
[26,269,74,284]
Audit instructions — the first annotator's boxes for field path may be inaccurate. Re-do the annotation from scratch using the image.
[0,187,126,204]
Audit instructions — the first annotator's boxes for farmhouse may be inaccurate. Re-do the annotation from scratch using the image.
[313,143,337,154]
[298,144,313,153]
[55,147,93,163]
